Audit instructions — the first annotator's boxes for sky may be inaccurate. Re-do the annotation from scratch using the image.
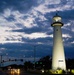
[0,0,74,66]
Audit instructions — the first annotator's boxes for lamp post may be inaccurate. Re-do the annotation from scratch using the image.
[0,53,9,67]
[34,45,36,70]
[0,55,2,67]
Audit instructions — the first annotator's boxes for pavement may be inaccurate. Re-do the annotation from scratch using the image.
[0,69,41,75]
[3,70,41,75]
[0,70,8,75]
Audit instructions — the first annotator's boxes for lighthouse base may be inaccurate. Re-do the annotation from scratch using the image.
[50,68,66,74]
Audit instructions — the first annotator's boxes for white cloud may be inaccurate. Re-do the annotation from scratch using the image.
[0,48,6,50]
[23,16,37,28]
[37,42,44,44]
[0,26,51,43]
[72,29,74,32]
[31,9,47,22]
[37,0,61,5]
[71,41,74,44]
[0,8,38,43]
[1,8,37,29]
[0,0,73,44]
[49,34,53,38]
[0,32,24,44]
[11,10,38,28]
[23,32,50,39]
[64,23,71,26]
[1,41,24,44]
[34,0,74,14]
[44,0,61,5]
[0,15,45,43]
[62,34,71,38]
[3,8,11,18]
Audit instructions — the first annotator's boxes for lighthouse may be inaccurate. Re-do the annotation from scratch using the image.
[51,13,66,70]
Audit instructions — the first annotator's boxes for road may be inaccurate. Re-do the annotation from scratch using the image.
[6,70,41,75]
[0,71,41,75]
[0,70,8,75]
[0,69,42,75]
[7,72,41,75]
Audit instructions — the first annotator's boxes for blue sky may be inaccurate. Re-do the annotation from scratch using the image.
[0,0,74,65]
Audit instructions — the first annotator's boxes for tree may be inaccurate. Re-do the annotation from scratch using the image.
[24,61,33,70]
[35,55,52,70]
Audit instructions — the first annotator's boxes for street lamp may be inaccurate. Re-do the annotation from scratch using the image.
[34,45,37,70]
[0,55,2,67]
[0,53,8,67]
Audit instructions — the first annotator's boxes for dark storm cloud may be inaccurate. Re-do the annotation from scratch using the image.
[24,37,52,44]
[0,43,33,57]
[48,9,74,24]
[65,47,74,58]
[0,43,52,57]
[12,25,52,34]
[60,10,74,21]
[0,0,74,61]
[5,15,16,22]
[0,0,37,12]
[12,26,43,33]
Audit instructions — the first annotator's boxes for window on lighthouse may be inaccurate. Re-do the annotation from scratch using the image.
[56,29,58,31]
[53,17,61,22]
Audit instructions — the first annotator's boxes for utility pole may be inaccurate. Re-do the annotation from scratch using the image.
[34,45,36,70]
[0,55,2,67]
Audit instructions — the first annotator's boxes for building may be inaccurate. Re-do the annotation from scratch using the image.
[51,13,66,70]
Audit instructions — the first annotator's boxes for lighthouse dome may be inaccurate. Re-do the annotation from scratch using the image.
[53,14,62,22]
[51,13,63,27]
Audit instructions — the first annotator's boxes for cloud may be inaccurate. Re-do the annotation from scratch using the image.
[72,29,74,32]
[0,25,51,43]
[71,41,74,44]
[22,32,52,40]
[0,0,74,65]
[0,6,53,44]
[3,8,11,18]
[33,0,74,15]
[45,0,61,4]
[0,8,37,43]
[63,34,72,38]
[0,48,6,50]
[37,0,61,5]
[0,0,73,56]
[1,8,38,29]
[64,23,71,27]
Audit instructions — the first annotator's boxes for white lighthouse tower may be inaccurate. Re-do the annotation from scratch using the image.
[51,13,66,70]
